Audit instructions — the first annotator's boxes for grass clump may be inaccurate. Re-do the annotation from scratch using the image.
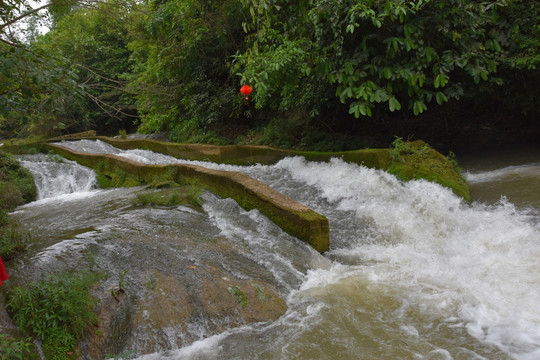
[118,129,128,139]
[0,221,29,260]
[6,272,99,360]
[389,136,413,163]
[0,334,36,360]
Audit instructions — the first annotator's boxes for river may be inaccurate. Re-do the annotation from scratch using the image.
[11,140,540,360]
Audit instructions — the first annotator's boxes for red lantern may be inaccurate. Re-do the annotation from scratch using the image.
[240,85,253,100]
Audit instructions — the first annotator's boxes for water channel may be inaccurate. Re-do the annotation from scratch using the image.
[10,140,540,360]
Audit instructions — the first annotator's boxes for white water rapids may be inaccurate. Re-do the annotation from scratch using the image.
[17,154,98,201]
[18,140,540,359]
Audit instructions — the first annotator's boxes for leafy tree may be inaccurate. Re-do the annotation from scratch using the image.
[1,0,137,138]
[0,41,82,138]
[235,0,538,119]
[128,0,248,143]
[1,0,82,137]
[38,2,138,135]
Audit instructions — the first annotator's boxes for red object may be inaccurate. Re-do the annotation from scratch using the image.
[0,256,8,286]
[240,85,253,100]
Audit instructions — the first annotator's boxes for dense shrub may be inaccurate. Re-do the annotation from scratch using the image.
[6,272,98,360]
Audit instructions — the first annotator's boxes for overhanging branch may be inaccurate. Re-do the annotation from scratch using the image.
[0,3,53,31]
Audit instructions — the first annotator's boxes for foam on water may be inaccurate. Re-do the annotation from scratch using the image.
[18,154,98,200]
[465,163,540,184]
[274,157,540,359]
[56,140,540,359]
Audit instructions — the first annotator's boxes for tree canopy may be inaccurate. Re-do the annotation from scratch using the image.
[1,0,538,149]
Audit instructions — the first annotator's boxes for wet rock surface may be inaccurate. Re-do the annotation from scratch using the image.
[7,186,287,359]
[82,224,287,359]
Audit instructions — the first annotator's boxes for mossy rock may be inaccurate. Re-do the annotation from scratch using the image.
[387,140,470,201]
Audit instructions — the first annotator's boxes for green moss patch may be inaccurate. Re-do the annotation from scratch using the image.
[95,137,392,168]
[387,140,470,201]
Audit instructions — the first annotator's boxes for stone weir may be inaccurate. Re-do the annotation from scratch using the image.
[93,136,392,168]
[44,143,330,253]
[72,136,469,200]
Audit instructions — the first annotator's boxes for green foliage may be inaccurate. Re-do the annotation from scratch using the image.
[447,151,463,174]
[389,136,412,163]
[252,115,309,148]
[117,269,128,291]
[0,223,29,260]
[2,0,537,146]
[0,150,37,209]
[118,129,128,139]
[47,150,64,163]
[104,350,137,360]
[40,2,138,135]
[2,0,137,138]
[128,0,247,141]
[0,333,35,360]
[111,270,129,298]
[0,41,83,138]
[0,150,34,259]
[6,272,98,360]
[236,0,538,119]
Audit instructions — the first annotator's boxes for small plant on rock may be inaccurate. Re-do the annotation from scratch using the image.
[111,269,129,301]
[389,136,412,163]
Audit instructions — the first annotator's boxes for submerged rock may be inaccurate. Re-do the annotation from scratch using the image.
[77,199,286,359]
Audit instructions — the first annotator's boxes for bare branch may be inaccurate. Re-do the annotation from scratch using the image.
[0,2,53,31]
[81,87,139,119]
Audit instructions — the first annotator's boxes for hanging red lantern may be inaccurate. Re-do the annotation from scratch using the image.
[240,85,253,100]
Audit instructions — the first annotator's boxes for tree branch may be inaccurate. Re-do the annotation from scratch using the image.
[0,2,53,31]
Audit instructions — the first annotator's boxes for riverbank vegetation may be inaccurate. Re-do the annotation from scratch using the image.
[1,0,538,153]
[0,150,35,259]
[6,272,99,360]
[0,151,38,358]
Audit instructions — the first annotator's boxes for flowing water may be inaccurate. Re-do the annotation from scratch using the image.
[11,141,540,360]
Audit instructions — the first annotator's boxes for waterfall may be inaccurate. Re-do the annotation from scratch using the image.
[17,154,98,200]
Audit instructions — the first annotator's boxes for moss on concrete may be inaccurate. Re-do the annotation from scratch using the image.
[91,136,466,200]
[91,137,392,168]
[3,136,469,251]
[42,143,330,253]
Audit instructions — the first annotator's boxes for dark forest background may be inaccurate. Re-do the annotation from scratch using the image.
[1,0,538,153]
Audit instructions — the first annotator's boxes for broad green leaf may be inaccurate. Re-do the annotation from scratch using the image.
[389,97,401,111]
[435,92,448,105]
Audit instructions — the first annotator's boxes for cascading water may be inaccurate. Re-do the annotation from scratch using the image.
[13,140,540,360]
[17,153,98,200]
